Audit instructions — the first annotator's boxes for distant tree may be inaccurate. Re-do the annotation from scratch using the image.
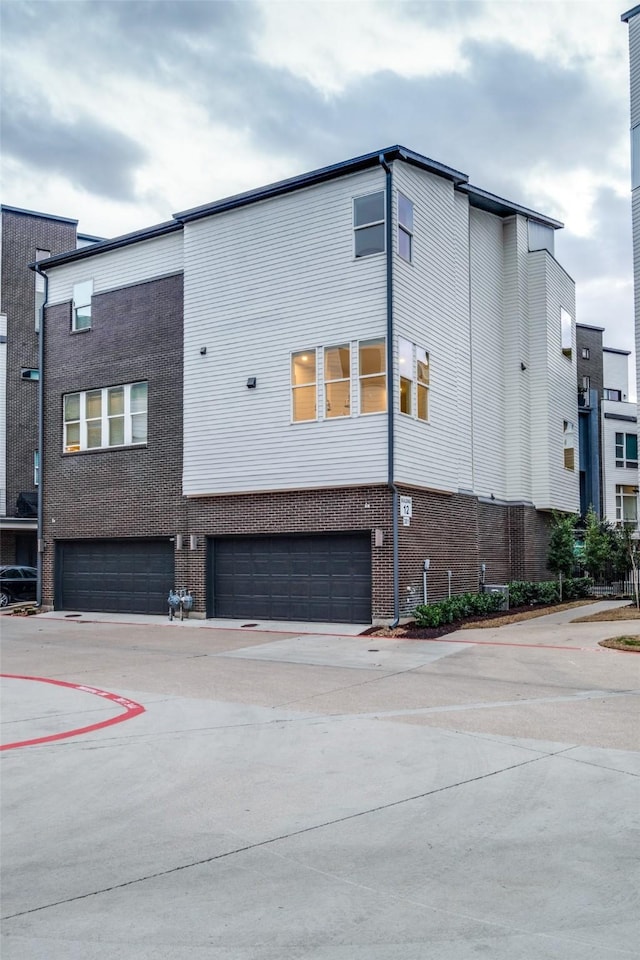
[582,506,613,580]
[613,525,640,609]
[547,511,577,579]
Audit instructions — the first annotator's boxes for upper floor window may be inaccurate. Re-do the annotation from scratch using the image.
[581,376,590,392]
[354,192,385,258]
[34,250,49,331]
[603,388,622,401]
[615,432,638,469]
[561,307,572,359]
[581,347,590,360]
[63,381,147,452]
[397,193,414,262]
[21,368,39,381]
[72,279,93,331]
[616,484,638,526]
[563,420,575,471]
[399,337,429,420]
[291,339,386,421]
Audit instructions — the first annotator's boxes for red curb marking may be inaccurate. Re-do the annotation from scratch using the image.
[0,675,145,751]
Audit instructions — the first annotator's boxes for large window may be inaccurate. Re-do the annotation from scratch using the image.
[399,337,429,420]
[615,432,638,469]
[616,485,638,525]
[561,307,572,359]
[72,279,93,331]
[291,340,386,421]
[63,382,147,452]
[397,193,414,262]
[563,420,575,471]
[354,192,385,258]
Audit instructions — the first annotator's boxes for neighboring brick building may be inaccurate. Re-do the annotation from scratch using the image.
[37,146,579,623]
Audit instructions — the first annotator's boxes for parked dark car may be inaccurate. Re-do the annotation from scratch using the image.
[0,566,37,607]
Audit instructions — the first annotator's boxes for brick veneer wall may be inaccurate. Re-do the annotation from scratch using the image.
[41,273,184,605]
[1,210,76,525]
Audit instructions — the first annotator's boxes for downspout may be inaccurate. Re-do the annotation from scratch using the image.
[379,153,400,627]
[34,264,47,608]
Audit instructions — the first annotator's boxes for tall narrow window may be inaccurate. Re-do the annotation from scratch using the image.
[354,192,385,258]
[359,338,386,414]
[581,347,590,360]
[34,250,49,331]
[72,279,93,331]
[416,346,429,421]
[291,350,317,422]
[399,338,413,415]
[108,386,125,446]
[64,393,81,452]
[561,307,572,359]
[563,420,575,470]
[616,485,638,525]
[86,390,103,448]
[397,193,413,262]
[324,344,350,418]
[34,451,39,487]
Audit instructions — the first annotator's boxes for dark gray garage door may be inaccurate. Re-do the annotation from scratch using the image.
[211,533,371,623]
[56,539,174,614]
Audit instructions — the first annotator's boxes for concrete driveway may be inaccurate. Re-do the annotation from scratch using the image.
[1,604,638,959]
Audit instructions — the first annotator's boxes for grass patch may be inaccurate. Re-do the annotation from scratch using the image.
[572,605,640,623]
[599,636,640,652]
[461,599,597,629]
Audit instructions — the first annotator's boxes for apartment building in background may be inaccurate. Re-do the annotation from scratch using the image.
[35,145,579,623]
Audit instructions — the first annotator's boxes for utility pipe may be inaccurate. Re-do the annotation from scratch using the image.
[33,263,48,608]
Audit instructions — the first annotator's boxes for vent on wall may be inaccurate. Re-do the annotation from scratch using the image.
[21,368,39,381]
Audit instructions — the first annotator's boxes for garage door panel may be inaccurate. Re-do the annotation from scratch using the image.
[57,540,174,615]
[212,534,371,623]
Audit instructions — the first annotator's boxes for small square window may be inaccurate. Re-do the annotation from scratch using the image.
[581,347,590,360]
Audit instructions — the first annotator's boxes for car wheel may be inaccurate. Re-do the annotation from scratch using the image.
[0,591,11,608]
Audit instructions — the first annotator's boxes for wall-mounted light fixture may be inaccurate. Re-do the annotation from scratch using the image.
[246,377,257,389]
[200,347,207,356]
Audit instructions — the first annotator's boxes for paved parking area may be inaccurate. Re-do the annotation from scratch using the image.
[1,605,639,959]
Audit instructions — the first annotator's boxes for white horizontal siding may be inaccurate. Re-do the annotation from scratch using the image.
[601,401,639,524]
[183,168,389,495]
[527,251,579,512]
[502,216,531,502]
[46,232,183,304]
[468,207,506,500]
[630,16,640,130]
[392,162,465,493]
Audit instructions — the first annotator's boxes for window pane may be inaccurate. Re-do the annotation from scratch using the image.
[291,351,316,386]
[355,223,385,258]
[87,421,102,448]
[325,381,350,418]
[324,345,350,381]
[109,416,125,446]
[74,306,91,330]
[561,307,572,358]
[65,422,80,450]
[398,227,411,261]
[73,279,93,308]
[398,193,413,231]
[130,382,147,412]
[64,393,80,421]
[292,385,316,422]
[354,192,384,227]
[400,377,412,415]
[361,375,386,414]
[108,386,124,416]
[132,412,147,444]
[416,348,429,385]
[86,390,102,419]
[626,433,638,462]
[417,383,428,421]
[360,339,385,376]
[398,338,413,376]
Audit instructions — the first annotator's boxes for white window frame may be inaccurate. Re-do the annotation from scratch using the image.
[561,307,572,360]
[397,193,414,263]
[399,338,429,421]
[290,340,387,423]
[581,347,590,360]
[615,432,638,469]
[290,349,318,423]
[616,484,638,525]
[323,344,351,418]
[563,419,575,471]
[72,279,93,332]
[63,381,147,453]
[353,191,385,259]
[358,338,387,415]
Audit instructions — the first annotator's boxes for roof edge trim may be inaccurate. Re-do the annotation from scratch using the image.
[33,220,183,270]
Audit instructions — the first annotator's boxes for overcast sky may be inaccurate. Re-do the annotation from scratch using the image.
[1,0,635,372]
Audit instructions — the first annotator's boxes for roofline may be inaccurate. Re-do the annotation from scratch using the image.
[77,232,105,243]
[576,323,605,332]
[0,204,78,226]
[621,5,640,23]
[174,145,468,223]
[459,184,564,229]
[603,346,632,356]
[34,220,183,270]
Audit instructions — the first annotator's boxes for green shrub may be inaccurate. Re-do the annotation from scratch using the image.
[413,591,504,628]
[562,576,593,600]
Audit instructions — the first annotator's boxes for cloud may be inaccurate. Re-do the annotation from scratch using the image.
[1,97,148,201]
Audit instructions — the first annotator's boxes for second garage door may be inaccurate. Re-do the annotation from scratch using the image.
[211,533,371,623]
[56,539,174,614]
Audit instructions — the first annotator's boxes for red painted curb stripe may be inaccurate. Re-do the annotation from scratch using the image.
[0,674,145,751]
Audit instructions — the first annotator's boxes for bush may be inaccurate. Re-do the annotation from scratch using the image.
[562,576,593,600]
[413,591,504,628]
